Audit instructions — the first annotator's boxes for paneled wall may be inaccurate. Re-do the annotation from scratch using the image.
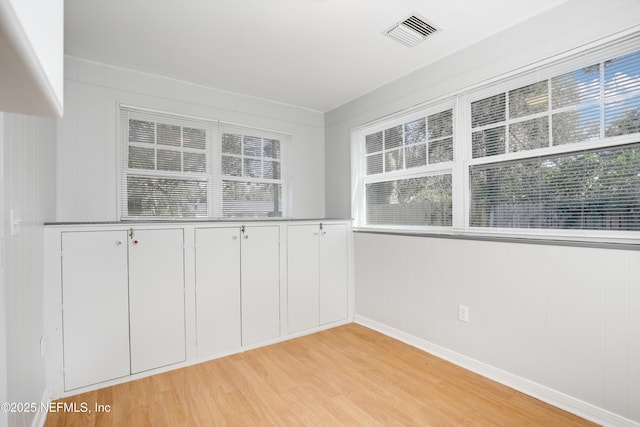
[355,233,640,424]
[1,112,56,427]
[325,0,640,218]
[325,0,640,425]
[58,57,326,222]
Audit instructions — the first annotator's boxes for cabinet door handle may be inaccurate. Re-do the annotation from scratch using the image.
[232,235,238,240]
[115,240,123,246]
[244,234,249,239]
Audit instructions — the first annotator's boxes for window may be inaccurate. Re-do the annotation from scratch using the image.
[469,49,640,233]
[353,103,455,228]
[120,107,288,219]
[220,128,284,218]
[352,34,640,243]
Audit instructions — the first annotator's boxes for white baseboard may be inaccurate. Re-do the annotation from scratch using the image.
[31,389,50,427]
[354,315,639,427]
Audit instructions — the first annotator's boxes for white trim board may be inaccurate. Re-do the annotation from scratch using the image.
[31,389,50,427]
[354,315,640,427]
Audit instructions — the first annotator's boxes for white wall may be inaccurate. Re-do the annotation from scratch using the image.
[325,0,640,425]
[58,57,326,222]
[0,0,64,117]
[325,0,640,218]
[1,112,56,427]
[355,234,640,424]
[7,0,64,109]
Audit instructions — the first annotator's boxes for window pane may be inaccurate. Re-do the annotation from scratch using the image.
[223,181,282,218]
[472,126,505,158]
[157,149,181,171]
[183,127,206,150]
[509,117,549,152]
[404,118,426,145]
[221,155,241,176]
[385,149,403,172]
[384,125,403,149]
[129,119,155,144]
[552,64,600,109]
[367,153,383,175]
[183,152,206,173]
[509,81,548,119]
[127,176,208,218]
[264,139,281,159]
[429,137,453,163]
[605,93,640,137]
[470,143,640,230]
[428,109,453,139]
[244,136,262,157]
[243,158,262,178]
[366,131,383,154]
[128,146,155,170]
[264,161,281,179]
[552,106,601,145]
[157,123,181,147]
[405,144,426,169]
[471,93,505,128]
[366,175,452,226]
[222,133,241,154]
[605,50,640,98]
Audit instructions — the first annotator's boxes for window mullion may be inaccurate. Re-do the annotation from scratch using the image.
[600,63,605,140]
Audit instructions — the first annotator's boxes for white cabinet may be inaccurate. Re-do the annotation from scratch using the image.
[195,225,280,355]
[287,225,320,332]
[240,226,280,346]
[49,220,349,394]
[62,231,130,391]
[61,228,185,390]
[319,224,349,324]
[195,227,241,357]
[287,223,348,333]
[128,229,185,373]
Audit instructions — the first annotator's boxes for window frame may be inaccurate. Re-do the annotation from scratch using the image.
[118,105,290,220]
[351,99,457,232]
[219,124,288,219]
[351,33,640,245]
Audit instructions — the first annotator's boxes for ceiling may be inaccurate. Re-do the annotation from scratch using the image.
[64,0,567,112]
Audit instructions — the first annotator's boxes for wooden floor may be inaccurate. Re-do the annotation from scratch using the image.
[46,324,595,426]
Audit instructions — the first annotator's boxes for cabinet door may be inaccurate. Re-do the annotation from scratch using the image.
[128,229,186,373]
[319,224,349,325]
[62,231,130,391]
[287,225,320,333]
[195,227,241,358]
[241,226,280,346]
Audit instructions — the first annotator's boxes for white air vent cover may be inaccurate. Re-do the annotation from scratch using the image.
[385,14,438,47]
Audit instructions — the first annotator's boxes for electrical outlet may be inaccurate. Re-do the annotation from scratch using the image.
[458,305,469,322]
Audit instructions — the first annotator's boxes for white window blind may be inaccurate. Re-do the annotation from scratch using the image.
[469,47,640,232]
[470,144,640,230]
[351,32,640,242]
[356,104,455,228]
[220,125,285,218]
[119,107,289,219]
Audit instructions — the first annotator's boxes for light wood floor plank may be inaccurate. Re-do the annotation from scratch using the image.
[45,323,595,426]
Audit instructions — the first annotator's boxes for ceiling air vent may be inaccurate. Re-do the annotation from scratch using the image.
[385,14,438,48]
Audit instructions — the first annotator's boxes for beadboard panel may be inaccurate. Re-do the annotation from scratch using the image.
[1,112,56,427]
[354,232,640,424]
[57,57,325,222]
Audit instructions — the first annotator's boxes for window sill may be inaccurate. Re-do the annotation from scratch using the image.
[353,227,640,251]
